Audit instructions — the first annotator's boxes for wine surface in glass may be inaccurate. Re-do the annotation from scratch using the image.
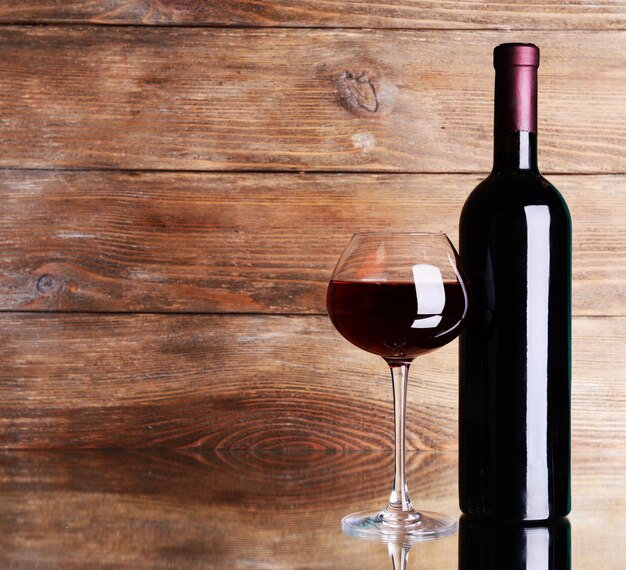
[327,280,468,360]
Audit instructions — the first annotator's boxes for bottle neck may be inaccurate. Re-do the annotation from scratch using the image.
[492,63,539,173]
[493,131,539,173]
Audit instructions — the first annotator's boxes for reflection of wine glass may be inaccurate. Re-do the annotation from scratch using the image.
[458,515,571,569]
[327,232,470,541]
[386,536,411,570]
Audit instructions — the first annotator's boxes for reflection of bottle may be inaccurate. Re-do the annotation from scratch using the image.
[459,515,571,570]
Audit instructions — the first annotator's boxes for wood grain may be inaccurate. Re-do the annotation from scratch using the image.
[0,1,624,29]
[0,450,622,568]
[1,171,623,316]
[0,450,456,569]
[0,313,622,450]
[1,27,625,172]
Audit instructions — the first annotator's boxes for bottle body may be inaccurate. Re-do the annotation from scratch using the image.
[459,163,571,520]
[458,44,571,521]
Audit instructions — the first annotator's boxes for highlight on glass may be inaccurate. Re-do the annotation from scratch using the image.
[326,232,470,541]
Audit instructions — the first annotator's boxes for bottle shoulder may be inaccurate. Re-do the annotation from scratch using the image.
[461,171,571,224]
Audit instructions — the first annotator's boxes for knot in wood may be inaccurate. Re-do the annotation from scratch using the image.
[37,274,62,294]
[335,71,379,113]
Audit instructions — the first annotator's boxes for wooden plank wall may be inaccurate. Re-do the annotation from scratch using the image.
[0,1,623,449]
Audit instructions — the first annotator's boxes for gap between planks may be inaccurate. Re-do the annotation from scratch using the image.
[0,23,622,32]
[0,167,624,177]
[0,311,617,319]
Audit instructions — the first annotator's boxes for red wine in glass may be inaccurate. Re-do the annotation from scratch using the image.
[328,280,468,360]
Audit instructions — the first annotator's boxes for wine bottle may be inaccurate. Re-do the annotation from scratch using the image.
[458,43,571,521]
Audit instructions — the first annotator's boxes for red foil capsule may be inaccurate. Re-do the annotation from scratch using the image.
[493,43,540,134]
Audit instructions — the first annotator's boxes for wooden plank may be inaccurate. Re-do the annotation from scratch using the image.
[0,450,622,568]
[0,451,459,569]
[0,1,625,29]
[0,27,625,173]
[0,313,622,450]
[0,171,623,316]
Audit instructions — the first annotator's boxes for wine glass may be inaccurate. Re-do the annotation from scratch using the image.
[326,232,470,541]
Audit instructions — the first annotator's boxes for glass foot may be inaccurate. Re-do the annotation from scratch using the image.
[342,509,457,543]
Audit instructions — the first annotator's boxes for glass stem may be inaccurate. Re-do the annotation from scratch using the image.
[387,362,414,514]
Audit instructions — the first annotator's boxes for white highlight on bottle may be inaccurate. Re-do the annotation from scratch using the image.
[524,205,551,519]
[525,526,550,570]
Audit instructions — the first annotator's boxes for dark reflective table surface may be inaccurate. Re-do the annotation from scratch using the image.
[0,450,622,568]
